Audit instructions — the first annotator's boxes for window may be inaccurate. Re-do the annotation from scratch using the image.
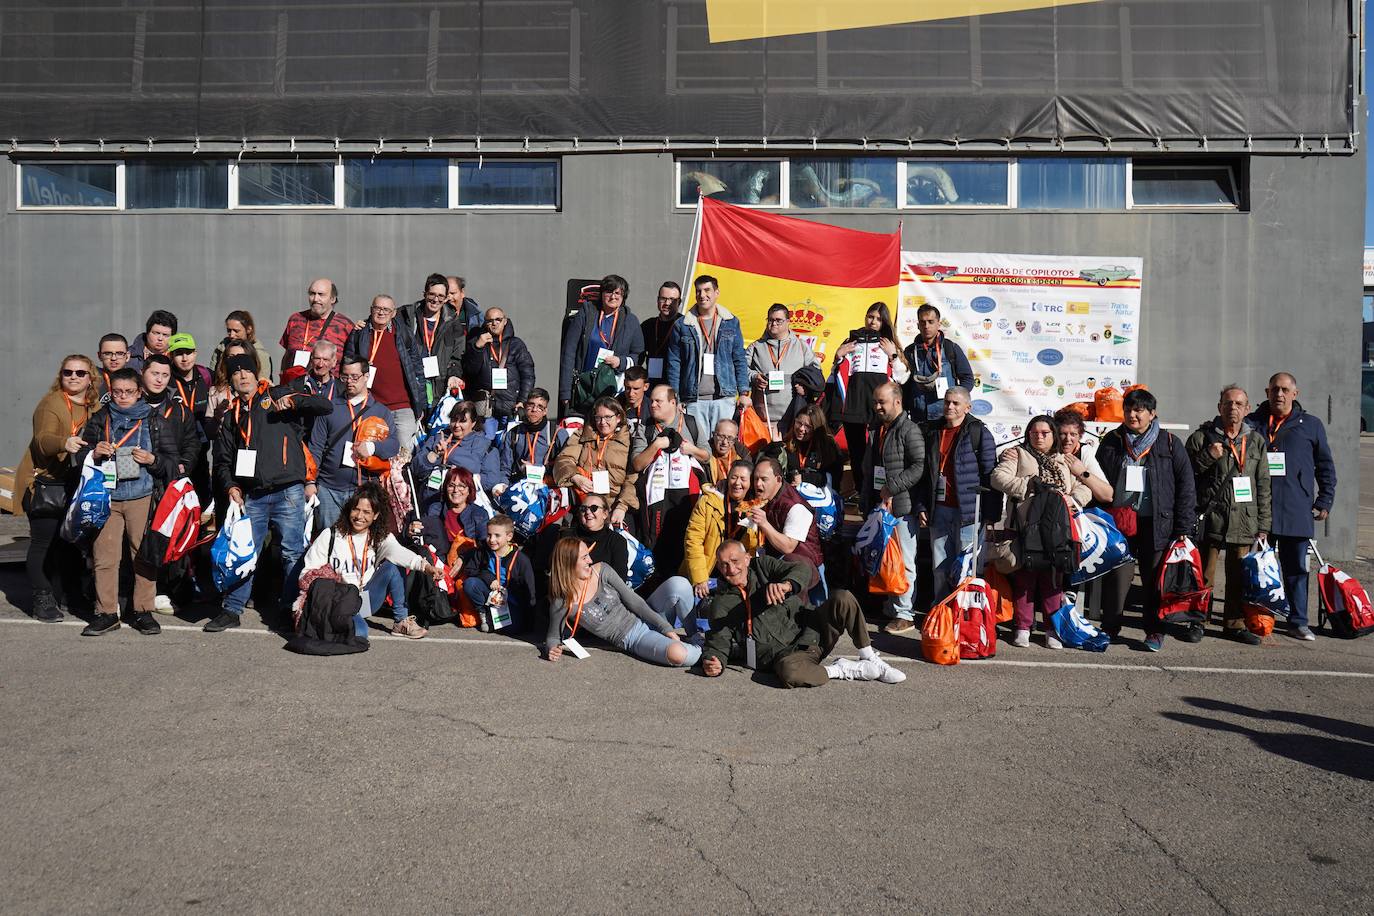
[900,160,1011,208]
[234,160,336,207]
[19,162,119,208]
[1017,158,1126,210]
[127,160,229,209]
[1130,163,1238,208]
[677,160,783,207]
[345,158,448,208]
[789,158,897,209]
[455,160,559,207]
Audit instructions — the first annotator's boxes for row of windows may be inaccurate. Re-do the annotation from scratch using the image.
[17,159,559,210]
[15,155,1241,211]
[676,157,1241,210]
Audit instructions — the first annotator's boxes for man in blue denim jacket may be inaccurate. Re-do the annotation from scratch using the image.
[665,275,750,446]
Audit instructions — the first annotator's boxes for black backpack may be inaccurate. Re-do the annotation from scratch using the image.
[284,575,369,655]
[1017,486,1080,575]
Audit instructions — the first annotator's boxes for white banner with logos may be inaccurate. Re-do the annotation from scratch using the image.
[897,252,1143,445]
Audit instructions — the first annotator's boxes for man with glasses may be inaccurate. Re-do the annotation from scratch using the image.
[306,356,399,529]
[667,275,750,441]
[640,281,683,383]
[558,274,645,416]
[703,419,748,487]
[344,295,426,454]
[464,307,536,427]
[631,385,707,580]
[400,273,467,413]
[748,304,820,436]
[96,333,131,401]
[280,278,353,377]
[495,388,557,493]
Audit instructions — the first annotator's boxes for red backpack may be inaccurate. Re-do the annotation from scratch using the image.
[944,576,998,660]
[1156,536,1211,623]
[140,477,202,566]
[1318,561,1374,638]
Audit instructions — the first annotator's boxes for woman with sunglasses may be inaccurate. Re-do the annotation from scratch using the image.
[532,493,630,588]
[412,465,489,568]
[19,355,99,621]
[543,538,701,668]
[552,396,638,528]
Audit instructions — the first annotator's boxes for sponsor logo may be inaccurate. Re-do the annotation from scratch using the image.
[1112,334,1131,345]
[989,372,1003,382]
[1056,385,1066,396]
[1030,321,1042,334]
[1066,301,1091,315]
[996,318,1010,330]
[1110,302,1132,315]
[979,383,1000,394]
[1118,321,1134,333]
[1042,375,1055,386]
[1023,387,1049,397]
[970,399,993,416]
[1010,424,1024,437]
[1090,333,1100,342]
[1030,302,1064,313]
[948,299,968,311]
[971,332,990,340]
[1100,376,1114,388]
[981,318,993,329]
[1012,351,1033,364]
[970,296,997,314]
[1036,348,1065,366]
[1014,320,1027,333]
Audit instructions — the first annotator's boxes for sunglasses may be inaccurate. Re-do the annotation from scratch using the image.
[61,368,90,378]
[578,505,605,514]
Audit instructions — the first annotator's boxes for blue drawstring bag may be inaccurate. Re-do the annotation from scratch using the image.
[854,508,900,578]
[495,479,549,540]
[1242,537,1290,620]
[211,502,259,593]
[1068,507,1133,586]
[797,482,841,540]
[617,527,655,589]
[60,455,110,544]
[1049,599,1110,652]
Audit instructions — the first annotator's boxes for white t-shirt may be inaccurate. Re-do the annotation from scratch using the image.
[782,503,813,541]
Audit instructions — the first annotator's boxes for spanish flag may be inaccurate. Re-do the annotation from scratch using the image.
[686,197,901,363]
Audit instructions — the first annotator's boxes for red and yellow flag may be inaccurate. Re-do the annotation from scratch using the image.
[686,197,901,363]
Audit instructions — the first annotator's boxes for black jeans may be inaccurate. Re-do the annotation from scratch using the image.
[25,513,87,608]
[1099,516,1165,636]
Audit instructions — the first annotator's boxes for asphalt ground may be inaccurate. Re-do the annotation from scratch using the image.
[1,442,1372,913]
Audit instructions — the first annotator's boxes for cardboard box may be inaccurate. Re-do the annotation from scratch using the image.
[0,466,15,514]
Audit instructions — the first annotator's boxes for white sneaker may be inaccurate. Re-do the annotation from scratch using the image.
[828,657,883,681]
[874,659,907,684]
[154,594,174,613]
[1012,629,1031,648]
[1044,633,1063,650]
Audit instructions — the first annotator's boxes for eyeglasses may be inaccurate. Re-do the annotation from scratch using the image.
[657,295,681,303]
[424,293,446,302]
[712,434,737,443]
[339,373,366,382]
[61,368,90,378]
[766,317,788,324]
[98,351,127,359]
[486,317,506,324]
[445,482,470,491]
[110,388,139,398]
[593,414,618,424]
[578,505,605,514]
[600,290,624,300]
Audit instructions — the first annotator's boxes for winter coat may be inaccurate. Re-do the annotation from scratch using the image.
[640,315,680,381]
[680,487,762,585]
[460,546,536,614]
[308,395,399,492]
[419,503,490,558]
[1245,400,1337,539]
[1095,426,1197,551]
[991,446,1093,516]
[1185,419,1272,545]
[498,419,557,483]
[461,322,536,417]
[344,320,428,416]
[552,424,639,512]
[19,388,93,499]
[700,556,817,670]
[861,411,927,518]
[74,403,161,502]
[747,332,820,422]
[399,299,468,394]
[558,304,645,402]
[143,392,201,486]
[903,334,974,420]
[214,385,333,496]
[666,304,750,402]
[410,429,502,498]
[913,416,1001,525]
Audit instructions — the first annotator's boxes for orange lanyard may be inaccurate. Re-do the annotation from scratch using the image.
[62,392,83,436]
[696,314,719,353]
[876,424,890,458]
[176,379,199,414]
[104,415,142,448]
[586,435,611,470]
[488,336,506,368]
[525,430,543,463]
[493,548,521,588]
[443,434,463,464]
[420,315,438,355]
[302,312,331,348]
[368,326,388,364]
[232,398,254,447]
[1267,413,1290,447]
[767,339,791,369]
[712,455,730,482]
[736,585,753,637]
[1226,434,1247,470]
[920,336,943,374]
[345,533,370,577]
[596,309,620,348]
[726,496,746,540]
[567,575,594,638]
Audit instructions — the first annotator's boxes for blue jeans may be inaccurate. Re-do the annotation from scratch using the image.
[928,503,981,613]
[886,515,921,620]
[364,560,409,623]
[647,576,709,635]
[684,397,736,448]
[316,484,352,532]
[462,576,529,630]
[223,484,307,617]
[1275,535,1311,627]
[620,619,702,667]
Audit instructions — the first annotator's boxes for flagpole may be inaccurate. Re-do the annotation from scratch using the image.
[682,197,705,315]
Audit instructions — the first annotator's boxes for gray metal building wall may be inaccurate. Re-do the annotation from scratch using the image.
[0,150,1363,556]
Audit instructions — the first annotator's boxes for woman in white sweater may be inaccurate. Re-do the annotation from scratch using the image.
[300,482,440,640]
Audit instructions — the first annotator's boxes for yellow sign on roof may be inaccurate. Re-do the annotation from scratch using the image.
[707,0,1101,43]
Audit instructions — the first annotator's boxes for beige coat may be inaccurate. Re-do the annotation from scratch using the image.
[552,424,640,512]
[17,388,94,500]
[991,446,1092,512]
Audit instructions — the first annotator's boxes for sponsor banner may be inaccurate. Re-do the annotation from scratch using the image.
[898,252,1143,445]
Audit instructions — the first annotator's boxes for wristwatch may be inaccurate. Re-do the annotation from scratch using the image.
[1080,471,1090,479]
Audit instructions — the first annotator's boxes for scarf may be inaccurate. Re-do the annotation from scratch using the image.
[1030,447,1069,494]
[1119,418,1160,511]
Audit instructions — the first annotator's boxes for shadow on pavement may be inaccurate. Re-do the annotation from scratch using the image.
[1162,700,1374,782]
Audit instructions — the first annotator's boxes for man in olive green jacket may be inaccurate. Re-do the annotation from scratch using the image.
[699,543,904,687]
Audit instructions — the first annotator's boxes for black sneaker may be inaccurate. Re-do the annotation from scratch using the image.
[203,611,241,633]
[31,590,63,623]
[81,613,121,636]
[128,611,162,635]
[1226,627,1261,646]
[1179,623,1205,644]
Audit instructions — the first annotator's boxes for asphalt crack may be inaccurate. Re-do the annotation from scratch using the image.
[642,808,762,914]
[1122,809,1235,915]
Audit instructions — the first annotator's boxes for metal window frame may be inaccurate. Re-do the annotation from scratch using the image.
[898,158,1015,210]
[228,158,341,210]
[338,157,452,210]
[1126,161,1240,210]
[452,158,562,210]
[673,158,789,210]
[16,160,124,210]
[1013,156,1128,211]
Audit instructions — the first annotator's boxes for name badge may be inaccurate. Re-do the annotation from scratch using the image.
[99,459,117,490]
[595,347,615,368]
[1125,464,1145,493]
[427,468,444,490]
[562,636,591,659]
[341,446,356,468]
[525,464,546,485]
[366,366,377,389]
[235,448,258,478]
[647,357,665,379]
[745,636,757,670]
[768,370,785,392]
[491,368,508,391]
[935,476,948,502]
[872,465,888,489]
[935,377,950,399]
[422,355,440,378]
[1267,452,1286,477]
[592,470,611,494]
[293,350,311,369]
[702,353,716,376]
[1232,476,1254,503]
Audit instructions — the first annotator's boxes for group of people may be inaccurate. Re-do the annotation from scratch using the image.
[18,271,1338,685]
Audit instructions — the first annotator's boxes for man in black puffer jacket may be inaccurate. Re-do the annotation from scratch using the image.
[463,307,536,424]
